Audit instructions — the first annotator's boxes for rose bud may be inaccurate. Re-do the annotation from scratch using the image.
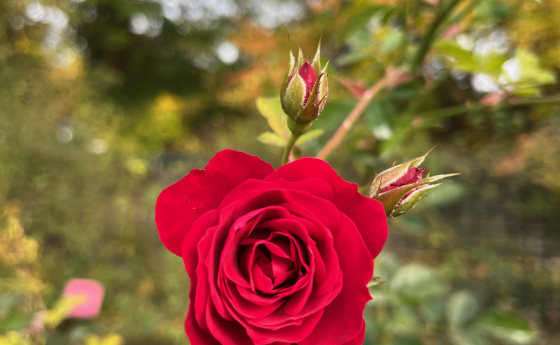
[369,146,460,217]
[280,39,329,135]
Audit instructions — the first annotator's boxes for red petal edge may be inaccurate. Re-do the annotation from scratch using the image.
[155,150,274,256]
[266,158,388,259]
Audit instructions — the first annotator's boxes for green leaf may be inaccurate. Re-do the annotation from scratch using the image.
[257,132,287,147]
[435,40,477,73]
[422,300,443,323]
[479,54,508,78]
[296,129,324,145]
[447,290,479,326]
[390,264,448,301]
[449,328,486,345]
[500,49,555,96]
[256,97,291,140]
[388,307,420,335]
[380,30,404,55]
[0,313,32,332]
[365,101,394,140]
[476,312,536,344]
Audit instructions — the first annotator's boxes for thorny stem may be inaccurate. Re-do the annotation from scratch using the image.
[315,74,393,160]
[281,132,300,165]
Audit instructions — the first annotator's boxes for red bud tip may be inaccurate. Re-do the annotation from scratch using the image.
[298,61,318,105]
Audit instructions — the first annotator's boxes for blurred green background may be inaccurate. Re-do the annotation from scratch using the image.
[1,0,559,344]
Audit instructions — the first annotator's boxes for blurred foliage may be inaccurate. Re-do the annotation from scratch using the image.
[366,252,537,345]
[0,0,559,344]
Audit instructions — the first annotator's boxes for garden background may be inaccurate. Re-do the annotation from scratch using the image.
[1,0,560,344]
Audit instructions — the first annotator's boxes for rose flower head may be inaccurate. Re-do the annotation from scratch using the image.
[156,150,388,345]
[369,146,460,217]
[280,39,329,134]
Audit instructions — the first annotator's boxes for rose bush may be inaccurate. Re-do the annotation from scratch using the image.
[155,150,388,345]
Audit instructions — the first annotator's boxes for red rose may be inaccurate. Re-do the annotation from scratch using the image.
[156,150,388,345]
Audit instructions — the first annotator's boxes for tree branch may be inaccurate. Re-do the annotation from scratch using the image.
[315,75,392,161]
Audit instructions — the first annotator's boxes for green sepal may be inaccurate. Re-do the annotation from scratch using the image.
[391,183,445,217]
[296,73,324,121]
[282,73,306,119]
[317,59,330,113]
[422,173,461,184]
[297,46,304,69]
[311,37,322,74]
[373,180,437,216]
[280,50,296,99]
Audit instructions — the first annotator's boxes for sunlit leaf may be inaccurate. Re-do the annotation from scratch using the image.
[435,40,477,72]
[446,290,479,326]
[257,132,287,147]
[256,97,291,140]
[380,30,405,55]
[476,312,536,344]
[389,264,448,301]
[296,129,324,145]
[449,328,486,345]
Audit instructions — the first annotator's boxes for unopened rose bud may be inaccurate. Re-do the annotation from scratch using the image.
[280,39,329,135]
[369,146,460,217]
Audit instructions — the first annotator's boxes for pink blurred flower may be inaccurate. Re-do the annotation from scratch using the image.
[442,25,460,39]
[62,279,105,319]
[480,91,506,106]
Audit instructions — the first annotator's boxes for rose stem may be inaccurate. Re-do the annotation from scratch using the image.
[281,132,300,165]
[315,74,392,161]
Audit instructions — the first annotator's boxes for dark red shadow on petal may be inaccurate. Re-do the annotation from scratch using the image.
[299,214,373,345]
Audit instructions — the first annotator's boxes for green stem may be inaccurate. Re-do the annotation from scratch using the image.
[281,133,300,165]
[411,0,463,70]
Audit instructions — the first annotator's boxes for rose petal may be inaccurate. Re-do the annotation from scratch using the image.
[185,307,222,345]
[341,321,366,345]
[206,303,253,345]
[299,214,373,345]
[156,150,273,256]
[265,158,355,202]
[220,177,335,209]
[335,193,388,259]
[266,158,388,259]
